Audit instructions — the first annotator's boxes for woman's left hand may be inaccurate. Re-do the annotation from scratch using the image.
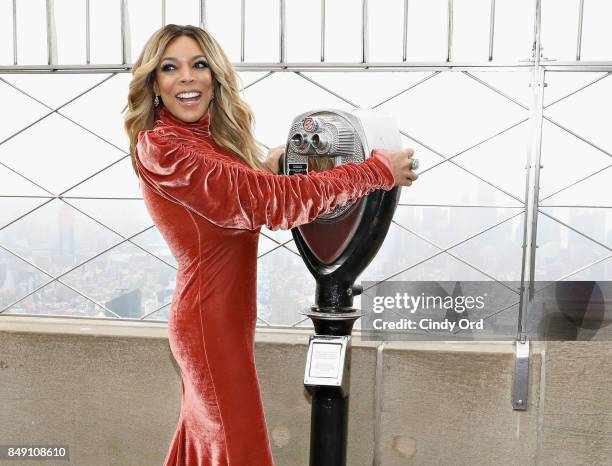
[264,145,285,174]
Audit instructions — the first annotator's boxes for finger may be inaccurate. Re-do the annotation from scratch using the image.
[406,171,418,181]
[405,148,415,157]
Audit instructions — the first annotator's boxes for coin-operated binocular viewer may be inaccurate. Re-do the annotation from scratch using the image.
[282,109,411,466]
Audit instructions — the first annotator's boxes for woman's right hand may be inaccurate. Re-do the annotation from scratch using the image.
[373,148,418,187]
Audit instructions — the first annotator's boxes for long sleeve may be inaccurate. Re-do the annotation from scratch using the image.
[135,129,395,231]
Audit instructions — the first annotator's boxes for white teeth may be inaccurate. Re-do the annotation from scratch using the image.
[176,91,201,99]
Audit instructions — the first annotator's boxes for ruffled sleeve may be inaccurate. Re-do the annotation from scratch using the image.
[135,128,395,231]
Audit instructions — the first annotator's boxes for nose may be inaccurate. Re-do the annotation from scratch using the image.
[179,66,194,83]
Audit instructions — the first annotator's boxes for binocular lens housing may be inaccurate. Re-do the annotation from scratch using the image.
[290,132,309,151]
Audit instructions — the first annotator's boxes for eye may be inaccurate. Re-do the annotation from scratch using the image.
[161,63,175,72]
[195,60,209,69]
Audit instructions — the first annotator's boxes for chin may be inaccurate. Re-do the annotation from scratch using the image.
[168,106,207,123]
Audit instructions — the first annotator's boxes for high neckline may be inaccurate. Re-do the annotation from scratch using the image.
[155,106,211,138]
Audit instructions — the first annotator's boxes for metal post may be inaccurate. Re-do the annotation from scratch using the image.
[45,0,57,66]
[85,0,91,64]
[240,0,245,62]
[488,0,496,61]
[402,0,409,62]
[279,0,286,63]
[12,0,17,65]
[446,0,453,62]
[576,0,584,61]
[514,0,544,410]
[199,0,206,29]
[320,0,326,62]
[361,0,368,64]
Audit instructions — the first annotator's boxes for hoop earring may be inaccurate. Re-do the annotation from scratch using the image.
[154,95,160,107]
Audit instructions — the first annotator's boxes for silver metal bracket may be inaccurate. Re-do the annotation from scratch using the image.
[304,334,352,397]
[512,339,530,410]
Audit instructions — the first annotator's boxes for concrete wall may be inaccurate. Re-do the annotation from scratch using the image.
[0,316,611,465]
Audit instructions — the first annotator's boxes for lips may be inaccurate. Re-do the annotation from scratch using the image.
[176,91,202,105]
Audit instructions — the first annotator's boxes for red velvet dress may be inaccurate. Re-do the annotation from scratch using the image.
[134,106,395,466]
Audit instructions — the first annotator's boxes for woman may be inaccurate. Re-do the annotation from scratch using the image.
[124,24,417,466]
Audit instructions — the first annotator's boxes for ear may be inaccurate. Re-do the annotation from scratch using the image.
[153,81,159,96]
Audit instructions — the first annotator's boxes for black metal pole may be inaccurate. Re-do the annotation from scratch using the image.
[309,386,349,466]
[305,311,359,466]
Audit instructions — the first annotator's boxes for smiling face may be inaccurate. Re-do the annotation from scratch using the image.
[153,35,215,123]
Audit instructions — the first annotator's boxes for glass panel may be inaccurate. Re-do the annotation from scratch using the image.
[324,0,362,62]
[541,0,580,61]
[369,0,404,62]
[0,113,123,195]
[492,0,534,61]
[360,222,440,282]
[127,0,163,64]
[535,213,610,281]
[260,226,293,244]
[471,71,532,109]
[452,0,491,61]
[0,248,54,313]
[544,73,612,156]
[142,302,170,321]
[2,280,117,318]
[65,199,154,239]
[237,71,273,89]
[450,214,525,281]
[207,0,241,62]
[61,73,131,152]
[400,158,524,206]
[257,246,316,326]
[15,0,46,64]
[541,207,612,250]
[543,72,608,108]
[452,120,530,201]
[300,71,432,109]
[244,0,280,62]
[0,199,124,278]
[378,72,529,156]
[164,0,199,26]
[405,0,447,61]
[538,122,611,201]
[2,73,112,109]
[131,227,178,269]
[286,0,321,62]
[393,253,496,281]
[542,168,612,207]
[580,0,612,61]
[0,199,50,230]
[558,256,612,281]
[395,206,524,250]
[61,241,176,319]
[89,0,122,64]
[0,78,49,142]
[0,0,14,65]
[63,156,141,199]
[0,162,51,196]
[258,234,281,258]
[55,0,86,64]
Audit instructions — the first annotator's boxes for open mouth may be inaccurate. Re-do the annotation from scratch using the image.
[175,91,202,105]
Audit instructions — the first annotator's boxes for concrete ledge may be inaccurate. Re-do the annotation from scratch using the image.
[1,316,611,465]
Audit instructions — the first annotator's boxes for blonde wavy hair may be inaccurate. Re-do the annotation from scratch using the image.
[123,24,269,176]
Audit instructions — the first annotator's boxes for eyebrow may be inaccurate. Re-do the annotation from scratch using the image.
[160,55,207,62]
